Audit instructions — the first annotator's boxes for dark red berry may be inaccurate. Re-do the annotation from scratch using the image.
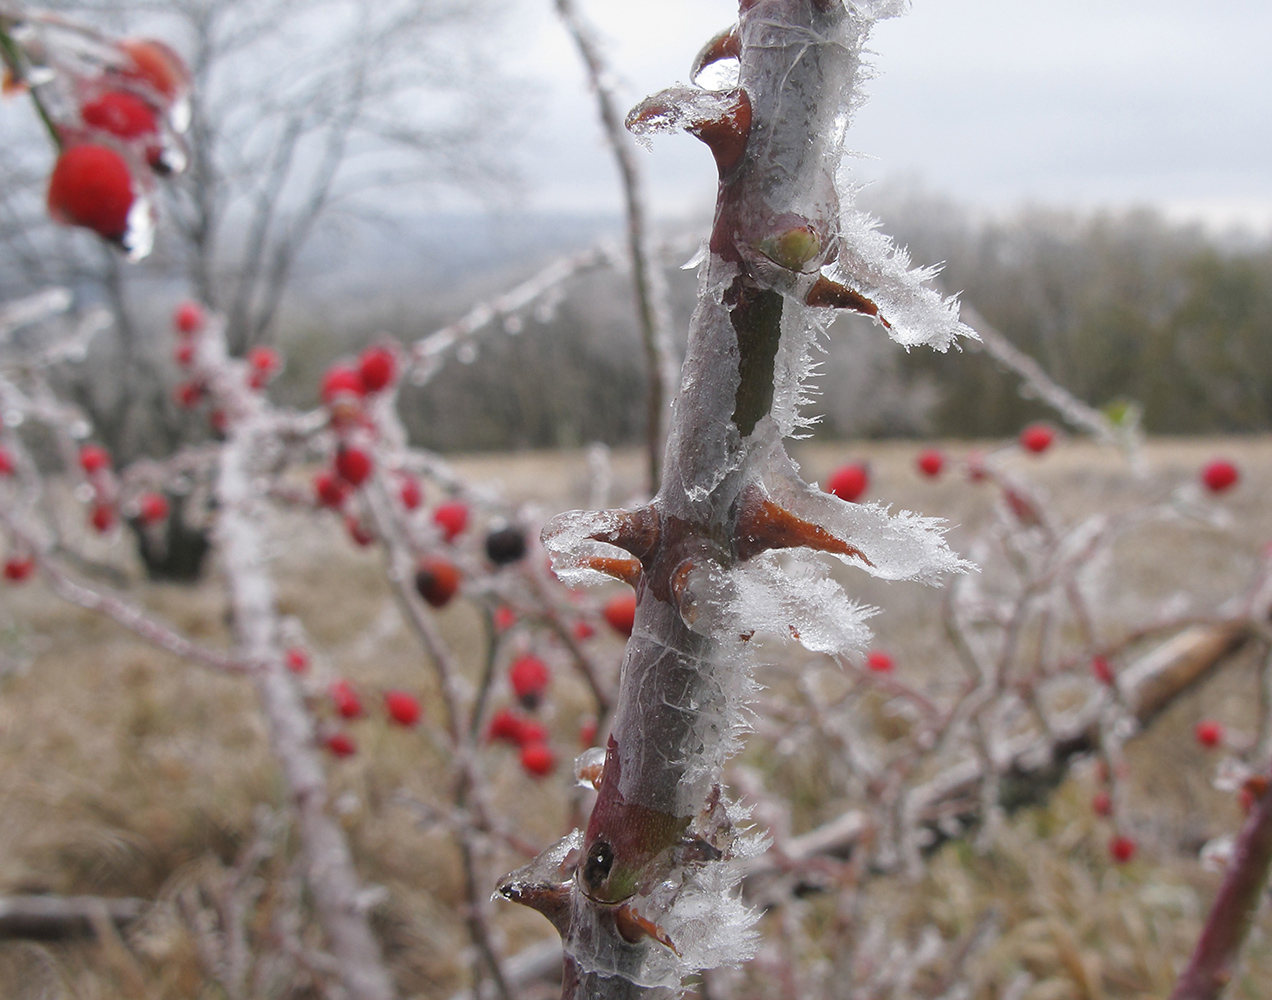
[0,447,15,476]
[1091,655,1115,686]
[284,647,309,673]
[414,556,460,608]
[485,524,527,565]
[1195,720,1223,748]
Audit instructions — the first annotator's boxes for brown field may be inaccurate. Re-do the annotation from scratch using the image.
[1,434,1270,999]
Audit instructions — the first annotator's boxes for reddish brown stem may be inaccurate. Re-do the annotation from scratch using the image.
[1168,762,1272,1000]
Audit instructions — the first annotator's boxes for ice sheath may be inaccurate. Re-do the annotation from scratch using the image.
[499,3,972,997]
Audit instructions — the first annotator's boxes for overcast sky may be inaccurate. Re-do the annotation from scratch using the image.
[507,0,1272,234]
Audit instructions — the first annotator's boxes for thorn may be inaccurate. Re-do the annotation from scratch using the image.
[676,836,724,865]
[498,879,572,933]
[806,276,891,327]
[614,902,680,954]
[576,555,642,587]
[690,25,740,85]
[734,486,874,566]
[688,88,751,177]
[586,505,659,562]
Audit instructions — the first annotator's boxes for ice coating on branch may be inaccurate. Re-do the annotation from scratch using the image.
[565,798,767,988]
[541,507,641,587]
[829,208,976,352]
[726,552,875,654]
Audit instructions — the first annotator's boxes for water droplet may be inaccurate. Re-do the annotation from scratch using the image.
[456,343,478,365]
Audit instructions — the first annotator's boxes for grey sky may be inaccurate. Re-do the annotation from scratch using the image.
[510,0,1272,233]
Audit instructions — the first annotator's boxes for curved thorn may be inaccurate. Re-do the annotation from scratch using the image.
[734,485,874,566]
[577,554,643,588]
[498,879,572,933]
[690,25,740,85]
[806,275,891,328]
[586,504,659,562]
[689,87,751,177]
[614,902,680,954]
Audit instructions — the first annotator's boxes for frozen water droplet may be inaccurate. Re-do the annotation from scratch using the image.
[122,193,156,262]
[74,483,94,503]
[503,314,523,335]
[456,342,478,365]
[4,410,24,428]
[574,746,606,788]
[69,420,91,438]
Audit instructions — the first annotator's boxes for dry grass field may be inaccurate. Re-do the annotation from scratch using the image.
[1,434,1270,999]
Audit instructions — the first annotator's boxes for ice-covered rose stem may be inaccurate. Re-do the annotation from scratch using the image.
[499,3,973,996]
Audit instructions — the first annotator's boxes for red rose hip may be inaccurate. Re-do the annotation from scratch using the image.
[603,594,636,638]
[520,741,555,778]
[826,463,868,502]
[433,501,469,542]
[1020,423,1055,454]
[1201,459,1238,494]
[47,144,135,241]
[916,449,944,478]
[384,690,422,727]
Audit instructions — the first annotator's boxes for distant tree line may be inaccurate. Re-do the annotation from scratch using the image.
[344,203,1272,453]
[882,197,1272,438]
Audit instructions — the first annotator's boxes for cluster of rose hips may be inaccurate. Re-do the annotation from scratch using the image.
[170,300,283,421]
[279,644,423,758]
[487,653,558,778]
[9,16,195,251]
